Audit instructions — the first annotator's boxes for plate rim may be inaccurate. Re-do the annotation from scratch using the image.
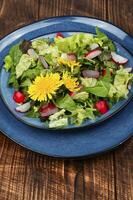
[0,15,133,158]
[0,16,133,130]
[0,126,132,159]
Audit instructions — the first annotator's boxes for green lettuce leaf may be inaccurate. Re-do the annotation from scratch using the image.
[4,43,22,72]
[49,109,66,121]
[55,33,93,53]
[32,38,49,51]
[73,92,89,102]
[85,80,110,97]
[9,43,23,66]
[72,107,95,125]
[95,27,116,51]
[16,54,32,78]
[81,77,97,87]
[4,55,13,71]
[108,67,133,99]
[56,94,77,112]
[49,118,68,128]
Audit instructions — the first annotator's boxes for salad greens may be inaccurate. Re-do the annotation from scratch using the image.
[4,28,133,128]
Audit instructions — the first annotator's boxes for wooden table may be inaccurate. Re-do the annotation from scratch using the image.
[0,1,133,199]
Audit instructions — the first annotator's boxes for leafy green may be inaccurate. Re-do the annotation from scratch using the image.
[114,67,133,85]
[4,43,22,73]
[81,77,97,87]
[55,33,93,53]
[72,107,95,125]
[4,55,13,71]
[56,94,77,112]
[49,109,66,121]
[20,79,32,88]
[95,27,116,51]
[8,70,19,90]
[9,43,23,66]
[16,54,33,78]
[21,64,45,80]
[108,67,133,99]
[73,92,89,102]
[32,38,49,51]
[104,61,117,69]
[85,80,110,97]
[49,118,68,128]
[25,109,40,118]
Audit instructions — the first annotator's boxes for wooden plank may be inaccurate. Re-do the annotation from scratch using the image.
[0,0,133,200]
[84,154,115,200]
[38,0,73,18]
[114,139,133,200]
[107,1,133,199]
[0,0,39,38]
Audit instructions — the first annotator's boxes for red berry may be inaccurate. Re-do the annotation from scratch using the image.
[95,100,109,114]
[13,91,25,104]
[56,32,64,38]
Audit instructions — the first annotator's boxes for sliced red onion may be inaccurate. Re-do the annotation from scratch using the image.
[27,49,38,59]
[67,53,76,61]
[16,102,31,113]
[82,69,100,78]
[39,55,49,69]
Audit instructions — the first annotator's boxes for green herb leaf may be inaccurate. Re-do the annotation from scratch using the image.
[56,94,77,112]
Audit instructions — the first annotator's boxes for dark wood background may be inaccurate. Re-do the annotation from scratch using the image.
[0,0,133,199]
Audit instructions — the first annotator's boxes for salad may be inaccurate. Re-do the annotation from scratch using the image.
[4,28,133,128]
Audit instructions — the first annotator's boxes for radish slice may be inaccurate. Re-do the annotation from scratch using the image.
[16,102,31,113]
[40,103,58,119]
[82,69,100,78]
[90,43,99,50]
[85,49,102,59]
[111,52,128,64]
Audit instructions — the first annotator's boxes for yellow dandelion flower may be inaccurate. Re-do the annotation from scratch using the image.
[28,73,63,102]
[62,72,79,92]
[58,57,80,72]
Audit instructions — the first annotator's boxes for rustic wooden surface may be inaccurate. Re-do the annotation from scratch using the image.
[0,0,133,199]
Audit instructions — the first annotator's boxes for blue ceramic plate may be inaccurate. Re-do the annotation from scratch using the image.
[0,16,133,130]
[0,16,133,157]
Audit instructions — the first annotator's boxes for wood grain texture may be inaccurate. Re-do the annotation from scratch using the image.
[0,0,133,199]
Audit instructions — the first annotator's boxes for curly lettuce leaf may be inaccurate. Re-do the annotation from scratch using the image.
[95,27,116,51]
[4,55,13,71]
[108,67,133,99]
[16,54,33,78]
[49,118,68,128]
[73,92,89,102]
[72,107,95,125]
[49,109,66,121]
[81,77,97,87]
[55,33,93,53]
[32,38,49,51]
[4,43,22,72]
